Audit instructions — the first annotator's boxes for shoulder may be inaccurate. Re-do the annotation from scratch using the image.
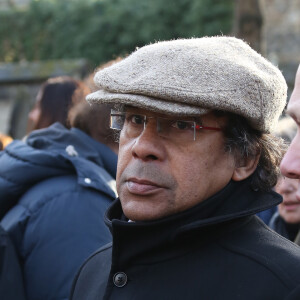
[75,242,112,278]
[70,243,112,300]
[0,226,26,300]
[2,174,111,236]
[220,216,300,288]
[18,175,79,212]
[19,173,112,211]
[1,175,76,226]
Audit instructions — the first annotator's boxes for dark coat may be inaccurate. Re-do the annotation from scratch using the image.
[0,123,117,300]
[70,178,300,300]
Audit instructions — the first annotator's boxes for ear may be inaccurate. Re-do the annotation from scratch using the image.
[232,154,260,182]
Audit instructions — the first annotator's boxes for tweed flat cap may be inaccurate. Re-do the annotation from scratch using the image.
[87,36,287,132]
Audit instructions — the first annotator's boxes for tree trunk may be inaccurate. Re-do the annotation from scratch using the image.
[233,0,263,53]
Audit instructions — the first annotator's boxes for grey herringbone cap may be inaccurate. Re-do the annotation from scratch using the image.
[87,36,287,132]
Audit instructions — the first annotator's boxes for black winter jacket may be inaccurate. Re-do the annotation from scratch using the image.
[70,178,300,300]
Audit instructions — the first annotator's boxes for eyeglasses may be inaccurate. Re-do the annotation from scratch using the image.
[110,110,221,143]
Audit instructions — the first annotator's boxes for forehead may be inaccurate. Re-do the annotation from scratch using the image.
[286,66,300,123]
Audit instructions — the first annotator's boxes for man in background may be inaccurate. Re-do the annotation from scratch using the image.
[280,64,300,246]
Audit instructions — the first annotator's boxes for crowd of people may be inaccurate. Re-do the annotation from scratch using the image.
[0,36,300,300]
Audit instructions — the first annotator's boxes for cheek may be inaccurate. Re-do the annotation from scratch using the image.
[116,137,136,189]
[294,207,300,223]
[278,203,285,216]
[172,156,209,188]
[171,143,234,201]
[116,146,129,185]
[29,107,40,123]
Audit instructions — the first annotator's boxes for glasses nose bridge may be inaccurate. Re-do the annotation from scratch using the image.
[141,115,169,139]
[143,115,160,131]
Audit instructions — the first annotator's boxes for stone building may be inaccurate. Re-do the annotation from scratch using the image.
[234,0,299,94]
[261,0,300,93]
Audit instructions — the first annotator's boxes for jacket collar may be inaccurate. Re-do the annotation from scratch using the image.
[104,177,282,267]
[69,127,117,179]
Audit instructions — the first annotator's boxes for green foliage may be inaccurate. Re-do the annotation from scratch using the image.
[0,0,233,66]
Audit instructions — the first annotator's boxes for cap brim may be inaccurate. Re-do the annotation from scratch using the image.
[86,89,209,116]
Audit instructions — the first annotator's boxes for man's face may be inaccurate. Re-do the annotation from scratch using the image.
[116,107,238,221]
[280,65,300,179]
[276,177,300,224]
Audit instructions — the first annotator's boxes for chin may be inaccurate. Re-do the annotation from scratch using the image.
[283,215,300,224]
[125,212,157,222]
[123,206,169,222]
[121,196,171,222]
[287,219,300,225]
[122,205,153,222]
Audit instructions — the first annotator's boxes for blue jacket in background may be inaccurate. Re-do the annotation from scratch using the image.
[0,123,117,300]
[256,206,277,224]
[0,225,26,300]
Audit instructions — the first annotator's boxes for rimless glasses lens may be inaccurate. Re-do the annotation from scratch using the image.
[110,110,221,142]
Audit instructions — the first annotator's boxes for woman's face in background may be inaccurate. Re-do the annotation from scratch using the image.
[276,177,300,224]
[27,90,42,133]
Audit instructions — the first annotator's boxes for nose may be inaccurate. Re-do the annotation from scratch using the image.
[131,119,166,162]
[280,136,300,179]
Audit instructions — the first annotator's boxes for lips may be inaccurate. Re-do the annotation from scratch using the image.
[126,178,163,195]
[283,202,300,212]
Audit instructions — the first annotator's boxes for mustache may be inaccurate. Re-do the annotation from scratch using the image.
[119,161,177,188]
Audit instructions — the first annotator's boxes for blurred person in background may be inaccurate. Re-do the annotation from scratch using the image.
[27,76,88,132]
[0,133,13,151]
[268,116,299,241]
[271,177,300,241]
[280,64,300,181]
[280,64,300,246]
[0,90,118,300]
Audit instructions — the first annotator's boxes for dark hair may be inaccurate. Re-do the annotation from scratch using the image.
[218,111,287,191]
[68,101,116,145]
[34,76,89,130]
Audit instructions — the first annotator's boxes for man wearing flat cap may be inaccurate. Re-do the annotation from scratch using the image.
[70,37,300,300]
